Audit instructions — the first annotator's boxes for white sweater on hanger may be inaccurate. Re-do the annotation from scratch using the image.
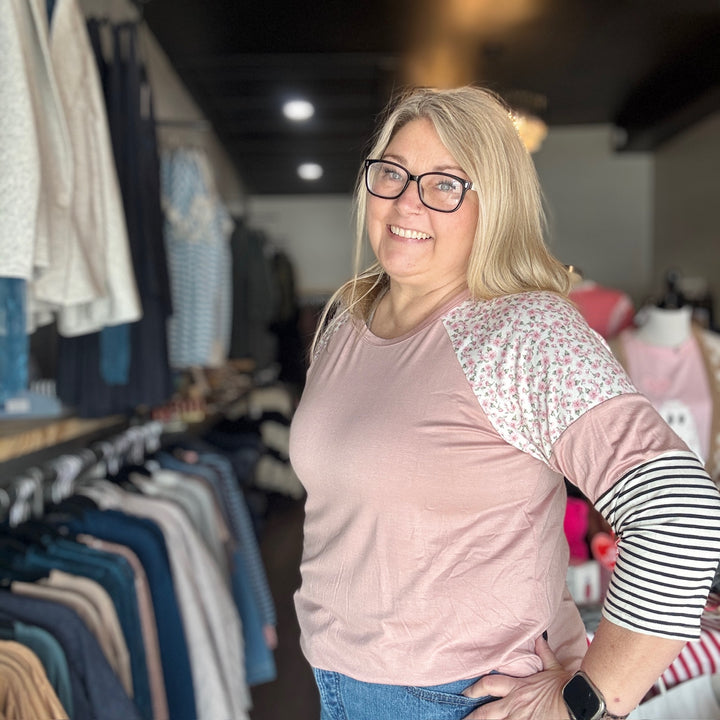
[3,0,143,335]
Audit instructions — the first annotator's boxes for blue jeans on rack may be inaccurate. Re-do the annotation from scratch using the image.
[313,668,497,720]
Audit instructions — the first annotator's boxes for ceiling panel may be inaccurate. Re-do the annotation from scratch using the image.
[143,0,720,195]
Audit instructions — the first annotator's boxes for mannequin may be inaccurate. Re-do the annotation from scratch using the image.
[610,305,720,484]
[635,305,693,348]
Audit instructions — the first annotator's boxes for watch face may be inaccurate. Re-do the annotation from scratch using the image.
[563,674,604,720]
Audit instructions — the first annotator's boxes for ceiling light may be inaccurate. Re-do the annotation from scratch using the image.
[504,90,549,154]
[297,163,323,181]
[283,99,315,122]
[511,111,548,153]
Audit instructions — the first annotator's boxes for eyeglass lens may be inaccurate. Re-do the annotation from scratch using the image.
[366,161,467,212]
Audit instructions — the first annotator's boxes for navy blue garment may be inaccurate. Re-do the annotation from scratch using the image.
[57,21,174,417]
[9,538,152,720]
[66,509,196,720]
[0,608,92,720]
[0,590,141,720]
[41,538,153,720]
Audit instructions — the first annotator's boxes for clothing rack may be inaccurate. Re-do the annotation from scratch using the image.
[0,420,164,526]
[0,408,278,720]
[0,378,302,720]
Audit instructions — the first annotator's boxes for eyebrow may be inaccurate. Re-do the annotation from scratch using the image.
[382,153,467,176]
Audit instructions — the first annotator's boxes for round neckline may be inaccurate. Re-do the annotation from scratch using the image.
[362,288,471,346]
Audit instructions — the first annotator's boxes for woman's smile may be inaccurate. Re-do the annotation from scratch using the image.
[388,224,434,242]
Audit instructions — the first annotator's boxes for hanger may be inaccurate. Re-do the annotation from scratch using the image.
[38,445,105,519]
[44,454,85,507]
[90,439,118,477]
[5,473,43,529]
[0,467,65,549]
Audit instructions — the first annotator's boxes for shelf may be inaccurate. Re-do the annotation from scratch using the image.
[0,415,127,464]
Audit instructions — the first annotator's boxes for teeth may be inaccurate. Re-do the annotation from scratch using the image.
[390,225,432,240]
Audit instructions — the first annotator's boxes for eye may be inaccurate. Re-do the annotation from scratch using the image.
[435,176,461,193]
[381,165,403,181]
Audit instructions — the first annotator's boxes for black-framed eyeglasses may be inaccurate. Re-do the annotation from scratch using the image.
[364,159,475,213]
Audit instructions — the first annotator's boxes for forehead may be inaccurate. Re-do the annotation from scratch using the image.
[384,118,459,169]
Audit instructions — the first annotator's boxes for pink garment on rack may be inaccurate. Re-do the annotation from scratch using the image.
[569,281,635,339]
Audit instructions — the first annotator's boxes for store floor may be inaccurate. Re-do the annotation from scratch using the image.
[250,496,320,720]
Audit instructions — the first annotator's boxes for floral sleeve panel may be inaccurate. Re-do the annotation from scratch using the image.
[442,291,637,465]
[311,309,350,363]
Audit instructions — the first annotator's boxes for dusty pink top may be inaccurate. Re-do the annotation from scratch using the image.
[290,290,703,684]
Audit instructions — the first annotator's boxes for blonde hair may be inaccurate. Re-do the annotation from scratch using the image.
[311,85,571,355]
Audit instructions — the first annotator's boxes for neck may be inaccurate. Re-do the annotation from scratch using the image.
[371,280,468,338]
[636,306,692,348]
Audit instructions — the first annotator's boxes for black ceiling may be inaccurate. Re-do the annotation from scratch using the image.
[142,0,720,196]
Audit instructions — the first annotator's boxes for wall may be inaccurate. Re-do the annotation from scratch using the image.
[654,111,720,322]
[246,126,656,304]
[533,125,654,305]
[247,195,355,298]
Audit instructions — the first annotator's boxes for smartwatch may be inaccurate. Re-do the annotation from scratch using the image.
[562,671,629,720]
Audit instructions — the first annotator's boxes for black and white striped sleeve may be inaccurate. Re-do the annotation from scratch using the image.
[595,450,720,640]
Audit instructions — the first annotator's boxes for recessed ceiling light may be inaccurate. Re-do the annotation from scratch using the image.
[297,162,323,181]
[283,99,315,122]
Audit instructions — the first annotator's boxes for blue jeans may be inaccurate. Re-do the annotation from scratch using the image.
[313,668,497,720]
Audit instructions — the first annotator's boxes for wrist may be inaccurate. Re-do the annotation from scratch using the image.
[562,670,631,720]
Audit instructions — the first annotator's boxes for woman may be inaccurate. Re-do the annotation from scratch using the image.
[288,86,720,720]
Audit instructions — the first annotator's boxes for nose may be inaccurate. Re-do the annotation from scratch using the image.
[395,177,423,211]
